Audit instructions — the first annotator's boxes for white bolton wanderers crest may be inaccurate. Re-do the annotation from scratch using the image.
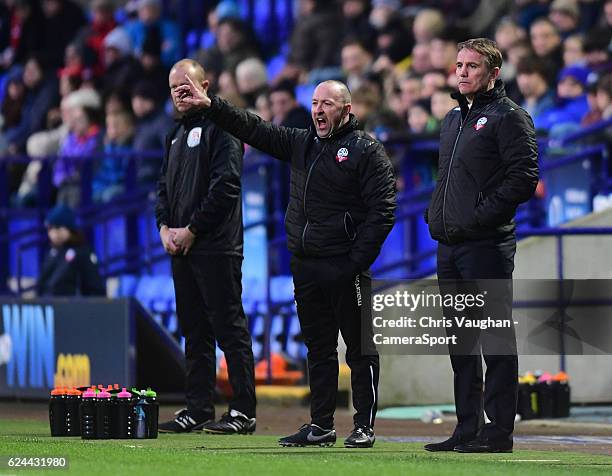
[336,147,349,163]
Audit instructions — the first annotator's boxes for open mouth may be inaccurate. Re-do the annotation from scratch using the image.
[315,117,327,129]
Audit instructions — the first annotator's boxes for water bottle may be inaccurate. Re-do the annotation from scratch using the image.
[64,388,82,436]
[80,388,97,439]
[114,388,134,439]
[49,388,67,436]
[144,388,159,439]
[134,391,148,439]
[95,389,113,439]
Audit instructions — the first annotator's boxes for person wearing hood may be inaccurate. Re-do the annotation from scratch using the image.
[176,65,396,449]
[36,204,105,296]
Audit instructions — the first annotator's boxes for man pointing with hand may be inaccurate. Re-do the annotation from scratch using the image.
[177,68,396,448]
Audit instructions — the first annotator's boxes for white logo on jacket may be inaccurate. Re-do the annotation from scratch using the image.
[474,117,488,130]
[187,127,202,147]
[336,147,349,163]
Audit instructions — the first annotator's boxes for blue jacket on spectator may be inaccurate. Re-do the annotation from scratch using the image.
[4,76,59,152]
[534,95,590,132]
[124,19,181,68]
[133,107,174,185]
[92,141,132,203]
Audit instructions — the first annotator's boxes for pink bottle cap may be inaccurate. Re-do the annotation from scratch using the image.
[117,388,132,399]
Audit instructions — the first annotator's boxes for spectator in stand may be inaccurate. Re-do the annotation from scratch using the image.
[54,105,103,207]
[516,56,556,127]
[1,0,45,69]
[3,55,59,155]
[529,17,563,80]
[430,87,458,124]
[494,18,526,55]
[0,71,27,193]
[536,64,591,133]
[341,39,374,92]
[138,27,169,105]
[131,80,173,186]
[92,110,135,203]
[76,0,117,76]
[284,0,343,82]
[398,74,423,121]
[583,27,612,75]
[407,99,437,136]
[563,33,586,66]
[340,0,377,52]
[421,70,447,98]
[412,8,446,45]
[269,80,311,128]
[16,89,101,207]
[430,29,464,79]
[595,73,612,120]
[37,204,105,297]
[198,17,261,79]
[102,27,141,98]
[408,43,433,75]
[235,57,268,109]
[40,0,87,69]
[124,0,180,68]
[548,0,581,39]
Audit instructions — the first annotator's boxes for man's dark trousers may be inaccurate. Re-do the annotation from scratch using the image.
[437,236,517,441]
[291,256,379,430]
[172,253,256,419]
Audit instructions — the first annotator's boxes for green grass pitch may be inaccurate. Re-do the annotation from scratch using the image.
[1,418,611,476]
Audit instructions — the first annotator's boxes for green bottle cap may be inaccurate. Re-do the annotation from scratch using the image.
[145,388,157,398]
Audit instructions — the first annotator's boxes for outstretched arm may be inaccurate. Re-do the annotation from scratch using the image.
[178,74,308,162]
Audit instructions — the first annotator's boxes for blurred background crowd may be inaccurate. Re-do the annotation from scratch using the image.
[0,0,611,208]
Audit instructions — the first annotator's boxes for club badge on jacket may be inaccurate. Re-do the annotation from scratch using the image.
[336,147,349,163]
[187,127,202,147]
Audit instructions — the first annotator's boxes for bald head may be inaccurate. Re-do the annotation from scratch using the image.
[169,59,208,114]
[170,59,206,83]
[317,80,352,105]
[311,80,352,138]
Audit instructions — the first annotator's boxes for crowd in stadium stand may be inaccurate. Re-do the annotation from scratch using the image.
[0,0,610,208]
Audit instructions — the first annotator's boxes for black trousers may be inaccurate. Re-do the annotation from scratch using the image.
[171,254,256,419]
[437,236,517,441]
[291,257,379,429]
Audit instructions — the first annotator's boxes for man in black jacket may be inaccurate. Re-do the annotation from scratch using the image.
[156,59,256,435]
[425,39,539,453]
[177,76,396,448]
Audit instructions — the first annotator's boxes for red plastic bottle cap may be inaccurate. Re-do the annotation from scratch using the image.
[67,388,82,396]
[50,388,66,396]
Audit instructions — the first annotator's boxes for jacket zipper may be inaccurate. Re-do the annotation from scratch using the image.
[301,143,328,253]
[441,109,470,243]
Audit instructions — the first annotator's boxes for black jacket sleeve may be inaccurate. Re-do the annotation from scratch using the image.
[77,248,106,296]
[189,125,243,233]
[208,96,307,162]
[154,128,175,230]
[475,108,539,227]
[350,141,397,269]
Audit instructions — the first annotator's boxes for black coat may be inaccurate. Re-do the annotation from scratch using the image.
[155,111,244,256]
[37,244,105,297]
[207,96,396,271]
[427,80,539,245]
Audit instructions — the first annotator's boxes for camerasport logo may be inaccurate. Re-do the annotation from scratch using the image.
[474,117,488,130]
[336,147,349,163]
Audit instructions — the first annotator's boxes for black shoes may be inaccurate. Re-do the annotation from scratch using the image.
[424,434,475,452]
[454,437,513,453]
[278,424,337,447]
[202,409,256,435]
[344,425,376,448]
[158,408,212,433]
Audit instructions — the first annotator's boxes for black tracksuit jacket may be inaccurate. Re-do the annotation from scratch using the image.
[155,111,244,256]
[206,96,396,271]
[427,80,539,245]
